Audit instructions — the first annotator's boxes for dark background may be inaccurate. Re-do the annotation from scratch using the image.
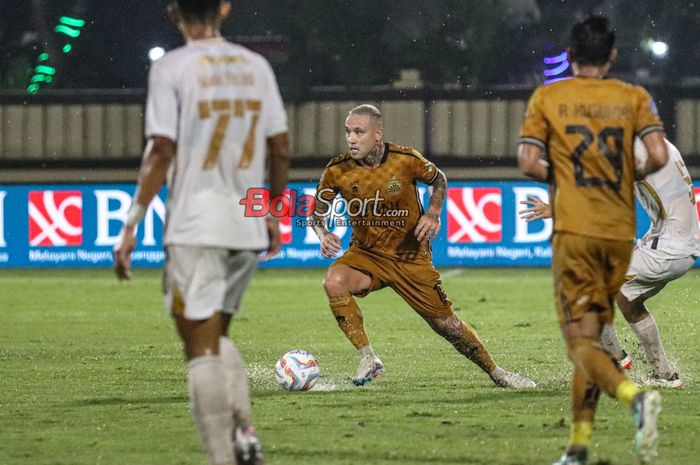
[2,0,699,98]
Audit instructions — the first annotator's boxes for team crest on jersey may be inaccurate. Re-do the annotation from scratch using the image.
[387,177,402,196]
[351,183,359,194]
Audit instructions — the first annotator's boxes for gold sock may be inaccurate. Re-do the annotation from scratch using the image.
[450,321,497,373]
[571,364,599,421]
[567,337,628,397]
[615,380,640,408]
[328,293,370,350]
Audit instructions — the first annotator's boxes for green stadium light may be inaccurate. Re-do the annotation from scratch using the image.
[54,25,81,38]
[59,16,86,28]
[34,65,56,75]
[28,15,86,94]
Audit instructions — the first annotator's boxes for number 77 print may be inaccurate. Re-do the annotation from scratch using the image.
[198,98,261,169]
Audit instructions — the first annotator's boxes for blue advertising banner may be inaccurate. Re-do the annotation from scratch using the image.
[0,181,698,268]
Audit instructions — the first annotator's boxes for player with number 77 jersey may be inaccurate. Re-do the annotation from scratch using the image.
[113,3,289,464]
[144,37,288,251]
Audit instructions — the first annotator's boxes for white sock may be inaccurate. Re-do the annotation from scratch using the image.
[359,345,375,358]
[630,315,672,376]
[600,324,626,360]
[187,355,235,465]
[490,366,505,379]
[219,336,252,430]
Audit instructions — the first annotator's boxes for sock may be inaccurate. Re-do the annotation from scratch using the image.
[567,337,630,399]
[328,292,370,349]
[359,345,375,358]
[571,366,600,425]
[219,337,252,430]
[187,355,235,465]
[630,315,672,376]
[450,320,497,374]
[615,380,640,408]
[600,324,626,361]
[569,421,593,449]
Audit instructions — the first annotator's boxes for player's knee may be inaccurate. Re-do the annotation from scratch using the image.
[323,271,349,296]
[431,316,462,341]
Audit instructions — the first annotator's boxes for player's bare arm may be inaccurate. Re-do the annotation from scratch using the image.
[518,195,552,222]
[517,143,549,182]
[260,132,290,261]
[639,131,669,177]
[114,136,176,280]
[415,169,446,242]
[310,210,341,258]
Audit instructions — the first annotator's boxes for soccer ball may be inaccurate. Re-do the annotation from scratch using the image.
[274,350,320,391]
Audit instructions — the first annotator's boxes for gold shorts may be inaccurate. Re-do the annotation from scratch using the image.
[331,247,453,318]
[552,232,633,326]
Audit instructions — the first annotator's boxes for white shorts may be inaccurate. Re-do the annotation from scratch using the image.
[163,246,258,320]
[620,246,696,301]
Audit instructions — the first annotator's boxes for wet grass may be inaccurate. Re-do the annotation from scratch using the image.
[1,268,698,465]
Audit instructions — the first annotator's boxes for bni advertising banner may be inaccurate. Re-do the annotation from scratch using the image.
[0,181,698,268]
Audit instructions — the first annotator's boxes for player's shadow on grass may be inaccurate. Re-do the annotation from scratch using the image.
[64,394,188,407]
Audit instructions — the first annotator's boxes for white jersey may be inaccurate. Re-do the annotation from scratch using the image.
[633,138,700,259]
[145,38,287,249]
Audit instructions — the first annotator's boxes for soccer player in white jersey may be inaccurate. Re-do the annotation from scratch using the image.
[113,2,289,465]
[520,138,699,390]
[599,138,699,389]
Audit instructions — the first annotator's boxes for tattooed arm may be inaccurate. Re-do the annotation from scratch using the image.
[415,169,447,242]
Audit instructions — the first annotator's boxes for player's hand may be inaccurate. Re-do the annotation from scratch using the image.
[415,213,440,242]
[113,226,136,280]
[518,195,552,222]
[260,218,281,261]
[320,232,342,258]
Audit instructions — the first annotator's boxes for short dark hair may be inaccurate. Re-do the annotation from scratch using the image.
[176,0,221,22]
[569,15,616,66]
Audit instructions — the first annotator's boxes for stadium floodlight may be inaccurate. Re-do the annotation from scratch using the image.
[149,47,166,61]
[650,41,669,58]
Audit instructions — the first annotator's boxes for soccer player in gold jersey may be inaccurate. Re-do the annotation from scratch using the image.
[309,104,536,389]
[518,16,669,465]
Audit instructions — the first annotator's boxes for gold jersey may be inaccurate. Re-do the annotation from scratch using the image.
[519,77,664,240]
[315,143,439,262]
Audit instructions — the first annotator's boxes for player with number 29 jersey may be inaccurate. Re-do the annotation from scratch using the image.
[146,38,287,250]
[519,77,663,241]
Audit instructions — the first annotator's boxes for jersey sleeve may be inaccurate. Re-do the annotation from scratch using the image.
[634,87,665,138]
[144,60,178,141]
[314,168,339,216]
[409,149,440,184]
[260,58,288,138]
[518,86,548,151]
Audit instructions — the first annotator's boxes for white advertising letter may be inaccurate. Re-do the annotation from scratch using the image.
[0,191,6,247]
[513,186,552,243]
[94,190,133,246]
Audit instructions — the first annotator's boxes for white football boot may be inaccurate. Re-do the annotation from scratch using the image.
[633,390,662,464]
[352,355,385,386]
[490,367,537,388]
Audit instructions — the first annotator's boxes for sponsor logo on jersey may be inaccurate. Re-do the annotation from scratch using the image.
[28,191,83,246]
[446,187,502,243]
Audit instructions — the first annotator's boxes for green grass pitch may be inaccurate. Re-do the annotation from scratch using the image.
[1,268,698,465]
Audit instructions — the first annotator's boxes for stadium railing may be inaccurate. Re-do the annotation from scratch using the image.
[1,86,699,182]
